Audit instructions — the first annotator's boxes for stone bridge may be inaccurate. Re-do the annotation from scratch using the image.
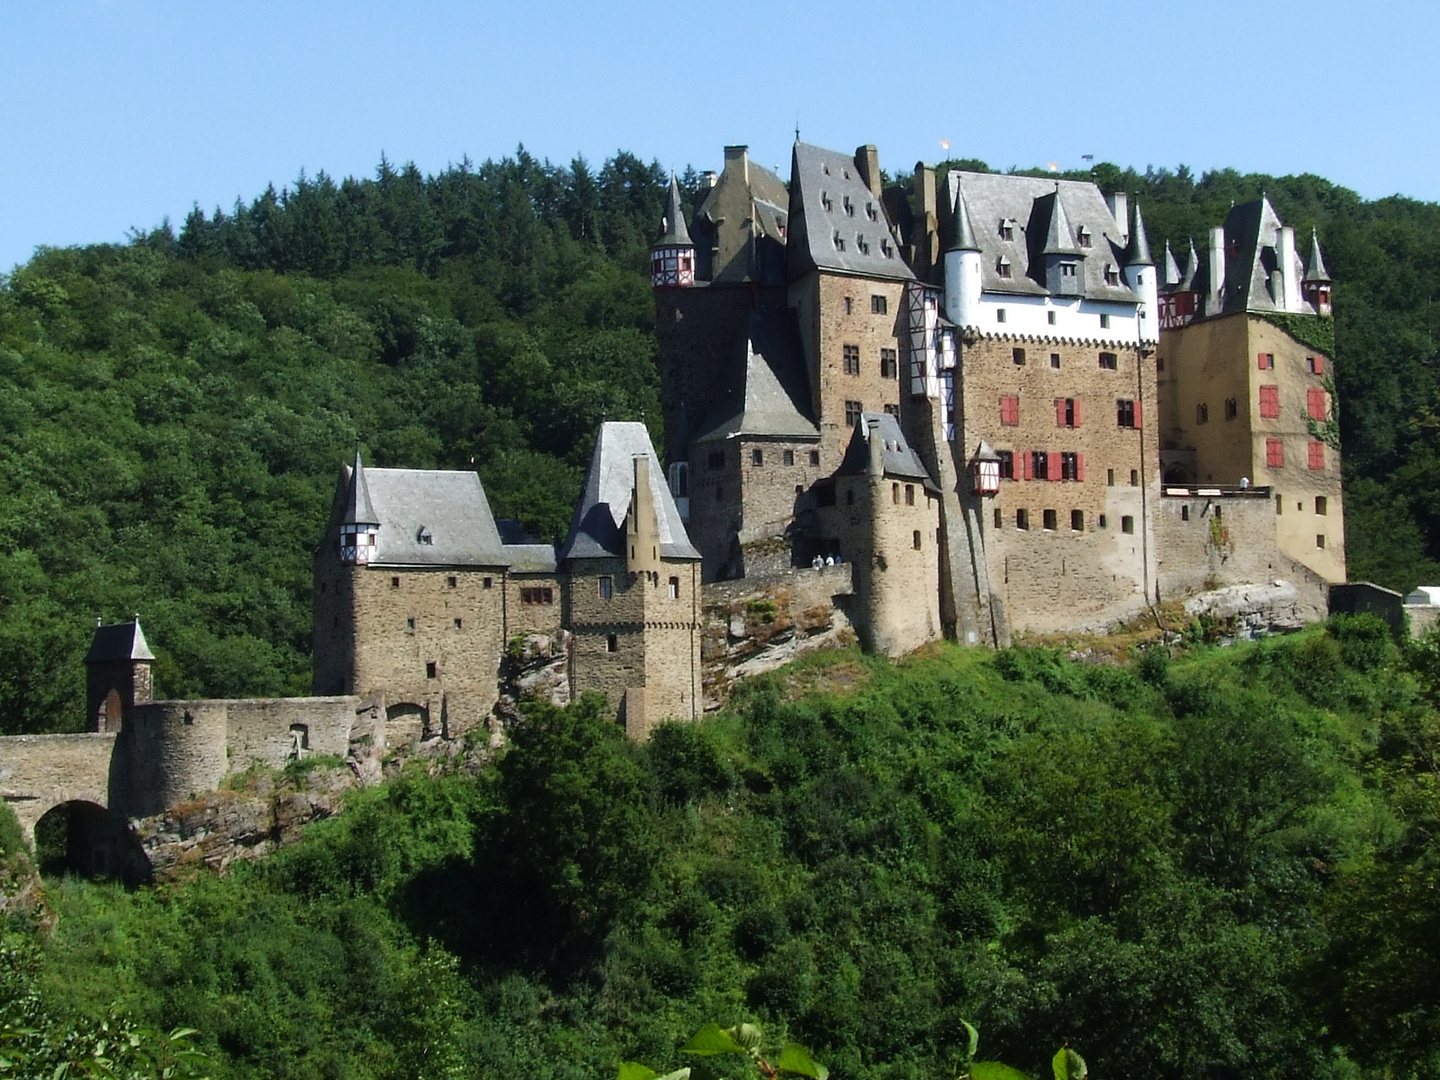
[0,732,118,844]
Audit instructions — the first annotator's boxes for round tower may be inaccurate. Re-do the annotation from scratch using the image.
[1122,202,1158,344]
[943,185,982,328]
[339,451,379,565]
[650,174,695,289]
[1303,227,1333,317]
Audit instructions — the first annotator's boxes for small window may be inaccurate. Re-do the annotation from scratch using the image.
[998,450,1014,479]
[1071,509,1084,531]
[871,295,888,314]
[1103,266,1119,286]
[913,530,922,550]
[845,400,863,426]
[1043,509,1058,531]
[1121,515,1135,534]
[783,449,795,466]
[1016,508,1029,530]
[1099,352,1118,370]
[1266,438,1285,469]
[843,194,854,217]
[426,661,437,678]
[867,203,879,222]
[1225,397,1238,420]
[884,403,900,417]
[521,587,554,606]
[843,343,861,375]
[1196,403,1209,424]
[417,526,433,545]
[447,575,457,588]
[1182,504,1191,521]
[454,617,463,629]
[997,258,1012,279]
[1077,226,1092,248]
[1307,356,1324,374]
[1107,468,1115,486]
[668,576,680,599]
[833,231,845,251]
[892,482,899,505]
[1098,514,1108,529]
[406,617,415,630]
[994,508,1002,528]
[1116,398,1136,428]
[843,296,853,314]
[1061,263,1077,278]
[1258,352,1275,370]
[391,576,401,588]
[1047,310,1057,326]
[709,451,725,469]
[483,577,493,589]
[1060,452,1079,480]
[880,348,898,378]
[1050,352,1060,369]
[1099,313,1112,328]
[1058,397,1077,428]
[1031,451,1049,480]
[809,450,821,466]
[997,308,1007,323]
[606,634,618,653]
[599,576,614,599]
[999,221,1014,241]
[1276,494,1284,515]
[1130,469,1138,486]
[1317,534,1326,550]
[752,448,764,466]
[1315,496,1328,515]
[1013,347,1026,366]
[905,484,915,506]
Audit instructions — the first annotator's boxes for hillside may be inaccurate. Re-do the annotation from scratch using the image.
[6,623,1440,1079]
[3,150,1440,731]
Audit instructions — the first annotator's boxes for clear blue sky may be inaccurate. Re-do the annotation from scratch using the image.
[3,0,1437,273]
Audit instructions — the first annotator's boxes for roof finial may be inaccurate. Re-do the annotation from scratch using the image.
[795,114,800,143]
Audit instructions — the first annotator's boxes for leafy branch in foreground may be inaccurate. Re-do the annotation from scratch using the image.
[954,1019,1087,1080]
[619,1023,827,1080]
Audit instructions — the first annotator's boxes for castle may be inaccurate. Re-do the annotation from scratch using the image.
[0,139,1348,862]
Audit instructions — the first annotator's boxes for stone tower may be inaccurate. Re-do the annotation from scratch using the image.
[84,618,154,732]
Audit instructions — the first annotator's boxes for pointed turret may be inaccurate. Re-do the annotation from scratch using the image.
[1163,240,1182,288]
[85,617,155,732]
[339,452,380,565]
[1042,188,1083,256]
[1124,203,1154,267]
[1181,238,1200,290]
[946,186,980,252]
[1304,227,1330,283]
[650,174,695,289]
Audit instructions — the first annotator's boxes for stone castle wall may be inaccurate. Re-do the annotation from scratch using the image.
[0,733,117,842]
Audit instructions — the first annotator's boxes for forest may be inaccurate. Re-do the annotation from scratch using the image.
[6,622,1440,1079]
[2,148,1440,728]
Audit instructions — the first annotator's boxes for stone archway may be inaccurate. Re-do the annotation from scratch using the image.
[0,732,117,846]
[31,800,150,885]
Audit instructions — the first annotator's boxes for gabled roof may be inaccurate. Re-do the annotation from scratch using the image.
[694,308,818,443]
[343,451,379,526]
[85,619,155,663]
[941,172,1139,302]
[1182,197,1319,316]
[654,174,692,248]
[1305,228,1331,283]
[1040,189,1084,256]
[560,422,700,562]
[694,150,789,285]
[836,412,936,488]
[359,467,509,567]
[787,142,914,282]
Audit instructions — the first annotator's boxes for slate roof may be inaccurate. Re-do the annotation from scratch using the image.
[694,153,789,285]
[654,174,693,248]
[1179,197,1319,316]
[342,451,379,525]
[85,619,155,663]
[1305,228,1331,283]
[787,142,914,282]
[559,422,700,562]
[694,308,818,443]
[503,545,558,573]
[358,466,509,567]
[1125,204,1154,267]
[947,186,980,253]
[1163,240,1182,287]
[836,412,937,490]
[941,172,1139,302]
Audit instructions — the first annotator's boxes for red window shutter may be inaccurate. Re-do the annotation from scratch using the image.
[1073,398,1082,428]
[1307,388,1326,420]
[1022,451,1032,480]
[1314,356,1324,374]
[1056,398,1065,427]
[1260,385,1280,419]
[1258,352,1266,369]
[1266,438,1284,468]
[1050,454,1060,481]
[1076,453,1085,482]
[1309,441,1325,470]
[1133,400,1142,429]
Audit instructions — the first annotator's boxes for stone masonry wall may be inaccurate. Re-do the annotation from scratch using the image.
[224,696,359,771]
[956,334,1161,633]
[0,733,117,842]
[566,557,648,714]
[504,574,564,637]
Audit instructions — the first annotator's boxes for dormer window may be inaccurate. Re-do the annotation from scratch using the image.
[997,258,1012,279]
[842,195,854,217]
[1061,263,1077,278]
[821,191,833,212]
[880,238,893,258]
[999,220,1015,241]
[866,203,878,221]
[417,526,433,545]
[1104,264,1120,285]
[823,164,831,175]
[842,168,850,179]
[857,234,869,254]
[1077,226,1092,247]
[833,231,846,251]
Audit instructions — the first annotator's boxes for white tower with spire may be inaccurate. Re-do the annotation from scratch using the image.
[943,186,982,329]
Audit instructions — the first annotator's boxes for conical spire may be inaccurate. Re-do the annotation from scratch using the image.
[947,184,980,252]
[1163,240,1182,287]
[1304,227,1331,283]
[654,174,693,248]
[1041,187,1083,256]
[1181,238,1200,290]
[343,451,379,526]
[1124,203,1154,267]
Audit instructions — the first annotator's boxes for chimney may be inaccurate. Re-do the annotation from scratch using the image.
[1106,192,1129,245]
[914,162,938,276]
[1276,225,1298,311]
[699,171,718,191]
[856,145,882,200]
[723,145,749,186]
[1208,225,1226,316]
[867,419,885,477]
[626,455,661,576]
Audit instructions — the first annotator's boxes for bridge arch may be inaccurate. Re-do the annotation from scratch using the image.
[32,799,150,884]
[0,733,117,846]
